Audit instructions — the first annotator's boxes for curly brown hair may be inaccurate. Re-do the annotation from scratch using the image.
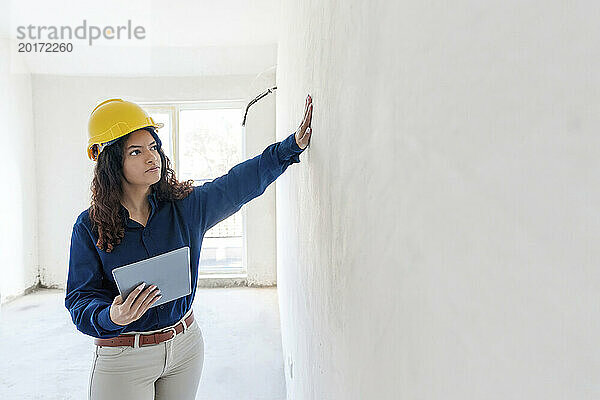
[89,127,194,252]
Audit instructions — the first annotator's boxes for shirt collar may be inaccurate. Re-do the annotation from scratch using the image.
[120,191,158,228]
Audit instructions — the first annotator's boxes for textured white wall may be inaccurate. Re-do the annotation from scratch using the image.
[276,1,599,399]
[0,38,39,304]
[31,73,278,289]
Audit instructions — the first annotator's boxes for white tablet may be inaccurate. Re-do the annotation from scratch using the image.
[111,246,191,308]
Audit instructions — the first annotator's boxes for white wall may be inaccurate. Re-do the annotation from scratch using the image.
[0,38,39,303]
[276,1,599,399]
[31,73,278,289]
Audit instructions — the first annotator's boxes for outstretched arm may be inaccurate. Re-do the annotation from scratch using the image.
[189,94,314,233]
[196,132,303,233]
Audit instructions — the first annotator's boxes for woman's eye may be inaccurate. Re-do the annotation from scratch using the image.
[130,145,158,156]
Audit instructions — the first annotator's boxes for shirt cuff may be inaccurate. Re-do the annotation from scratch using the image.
[98,304,125,331]
[277,132,305,164]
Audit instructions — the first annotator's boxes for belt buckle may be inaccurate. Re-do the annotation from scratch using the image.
[161,326,178,343]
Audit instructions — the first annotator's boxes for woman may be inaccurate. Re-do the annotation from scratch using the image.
[65,95,313,399]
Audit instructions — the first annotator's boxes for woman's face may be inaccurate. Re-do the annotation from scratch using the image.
[121,129,162,187]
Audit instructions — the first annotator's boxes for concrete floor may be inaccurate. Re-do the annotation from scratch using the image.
[0,287,286,399]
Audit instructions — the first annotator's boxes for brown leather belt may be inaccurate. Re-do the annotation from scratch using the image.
[94,311,194,348]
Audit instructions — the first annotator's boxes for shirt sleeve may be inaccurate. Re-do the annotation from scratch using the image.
[64,221,128,338]
[191,132,306,233]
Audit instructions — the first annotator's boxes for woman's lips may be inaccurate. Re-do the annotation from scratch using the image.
[146,166,159,172]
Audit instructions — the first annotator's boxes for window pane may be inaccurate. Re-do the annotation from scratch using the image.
[179,108,244,272]
[199,237,243,271]
[179,108,243,181]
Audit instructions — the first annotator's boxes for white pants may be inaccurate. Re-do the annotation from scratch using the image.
[88,313,204,400]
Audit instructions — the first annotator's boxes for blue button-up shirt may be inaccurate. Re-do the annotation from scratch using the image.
[65,132,305,339]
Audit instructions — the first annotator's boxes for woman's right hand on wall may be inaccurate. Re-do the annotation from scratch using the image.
[294,94,313,150]
[109,282,162,326]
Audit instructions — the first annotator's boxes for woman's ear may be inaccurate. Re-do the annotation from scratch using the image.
[91,144,99,160]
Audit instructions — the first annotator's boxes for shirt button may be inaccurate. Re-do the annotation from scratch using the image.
[160,306,164,309]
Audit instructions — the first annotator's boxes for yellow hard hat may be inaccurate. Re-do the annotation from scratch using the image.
[87,98,164,161]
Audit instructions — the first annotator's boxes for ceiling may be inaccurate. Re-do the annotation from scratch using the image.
[1,0,280,76]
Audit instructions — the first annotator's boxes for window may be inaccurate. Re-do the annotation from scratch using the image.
[140,101,246,275]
